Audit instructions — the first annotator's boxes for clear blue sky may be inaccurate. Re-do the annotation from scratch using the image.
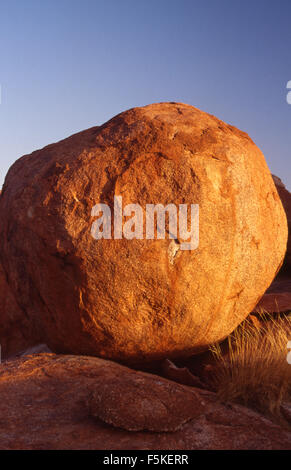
[1,0,291,188]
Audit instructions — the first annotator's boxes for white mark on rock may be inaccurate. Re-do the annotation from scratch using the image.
[168,239,180,265]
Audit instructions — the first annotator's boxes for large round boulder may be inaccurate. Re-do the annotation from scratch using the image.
[0,103,287,363]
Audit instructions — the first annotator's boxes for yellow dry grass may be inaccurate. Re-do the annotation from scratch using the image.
[210,314,291,423]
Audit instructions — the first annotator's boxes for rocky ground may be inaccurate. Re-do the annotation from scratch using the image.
[0,353,290,450]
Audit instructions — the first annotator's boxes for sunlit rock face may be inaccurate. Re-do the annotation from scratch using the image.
[0,103,287,364]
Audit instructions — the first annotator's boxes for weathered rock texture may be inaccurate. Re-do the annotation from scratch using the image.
[0,354,290,450]
[273,175,291,268]
[0,103,287,363]
[87,361,206,432]
[0,189,39,357]
[0,263,38,357]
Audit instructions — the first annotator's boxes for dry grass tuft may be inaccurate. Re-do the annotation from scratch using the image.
[210,314,291,424]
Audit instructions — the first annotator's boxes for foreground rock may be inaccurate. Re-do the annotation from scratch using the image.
[0,103,287,363]
[0,354,290,450]
[87,362,206,432]
[0,263,38,358]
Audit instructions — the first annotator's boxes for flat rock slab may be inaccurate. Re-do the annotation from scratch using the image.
[0,354,290,450]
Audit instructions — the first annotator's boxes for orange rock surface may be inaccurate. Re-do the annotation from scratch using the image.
[0,354,290,450]
[0,103,287,363]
